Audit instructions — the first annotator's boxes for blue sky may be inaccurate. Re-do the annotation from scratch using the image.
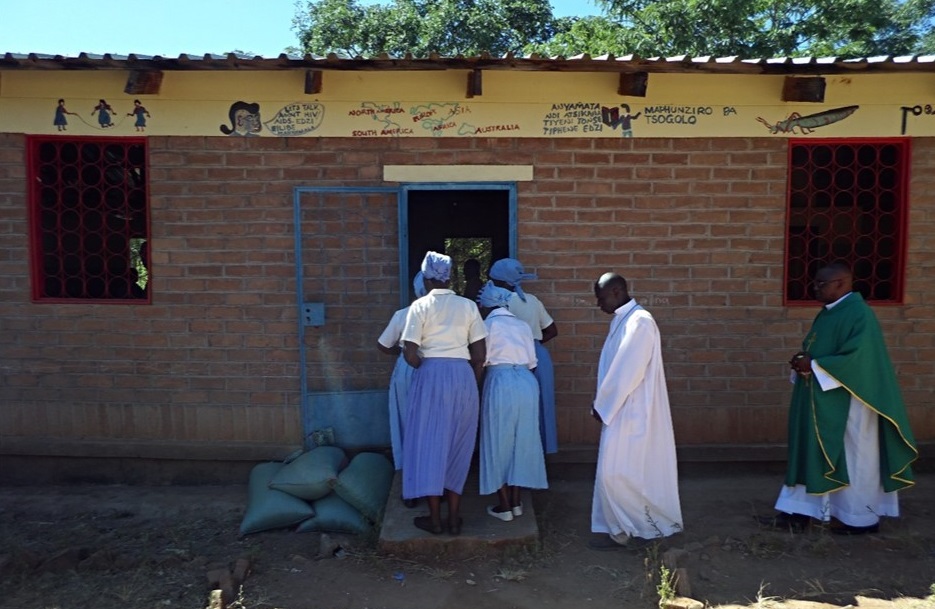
[1,0,602,57]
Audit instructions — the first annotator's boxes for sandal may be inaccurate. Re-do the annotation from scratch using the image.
[448,517,464,536]
[413,516,443,535]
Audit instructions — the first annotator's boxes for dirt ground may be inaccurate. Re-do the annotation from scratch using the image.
[1,464,933,609]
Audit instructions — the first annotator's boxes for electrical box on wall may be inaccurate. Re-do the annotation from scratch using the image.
[302,302,325,326]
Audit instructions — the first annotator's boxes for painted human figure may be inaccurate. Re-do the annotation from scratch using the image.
[219,101,262,136]
[92,99,115,128]
[127,100,151,132]
[613,104,641,137]
[53,99,75,131]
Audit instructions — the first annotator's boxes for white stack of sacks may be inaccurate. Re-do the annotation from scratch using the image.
[239,446,394,537]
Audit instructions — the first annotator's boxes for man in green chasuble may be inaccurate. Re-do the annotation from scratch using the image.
[761,263,917,534]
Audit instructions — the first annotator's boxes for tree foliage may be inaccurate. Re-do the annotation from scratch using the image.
[588,0,935,57]
[292,0,935,59]
[523,16,628,57]
[444,237,491,296]
[293,0,555,57]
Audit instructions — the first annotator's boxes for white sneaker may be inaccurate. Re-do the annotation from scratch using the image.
[511,503,523,517]
[487,505,514,522]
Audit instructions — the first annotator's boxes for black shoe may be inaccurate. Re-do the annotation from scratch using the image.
[587,534,628,551]
[755,512,811,532]
[830,522,879,535]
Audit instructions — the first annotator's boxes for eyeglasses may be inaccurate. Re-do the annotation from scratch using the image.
[812,278,843,289]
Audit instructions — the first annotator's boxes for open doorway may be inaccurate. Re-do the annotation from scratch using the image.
[404,186,513,301]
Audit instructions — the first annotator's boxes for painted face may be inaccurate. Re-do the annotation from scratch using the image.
[235,109,262,134]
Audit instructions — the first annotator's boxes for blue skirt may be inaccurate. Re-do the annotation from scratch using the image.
[387,354,415,470]
[535,341,559,454]
[479,364,548,495]
[402,358,479,499]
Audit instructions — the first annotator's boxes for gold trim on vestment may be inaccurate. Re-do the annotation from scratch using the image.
[809,369,918,491]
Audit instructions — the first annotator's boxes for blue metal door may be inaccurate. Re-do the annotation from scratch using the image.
[293,186,400,450]
[293,183,517,450]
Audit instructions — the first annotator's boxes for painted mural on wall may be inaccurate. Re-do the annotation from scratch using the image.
[603,104,642,137]
[53,99,75,131]
[900,104,935,135]
[347,101,517,136]
[54,98,152,131]
[264,102,325,136]
[220,101,262,136]
[92,99,116,128]
[23,93,933,137]
[542,103,603,136]
[128,100,151,132]
[755,105,859,134]
[542,103,722,136]
[349,102,413,136]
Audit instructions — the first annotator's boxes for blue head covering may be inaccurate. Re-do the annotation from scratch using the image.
[488,258,537,302]
[477,280,513,309]
[413,271,427,298]
[420,251,451,282]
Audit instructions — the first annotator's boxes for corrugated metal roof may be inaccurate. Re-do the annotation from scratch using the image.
[2,51,935,74]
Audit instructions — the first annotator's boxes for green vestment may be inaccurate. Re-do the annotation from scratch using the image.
[785,293,917,494]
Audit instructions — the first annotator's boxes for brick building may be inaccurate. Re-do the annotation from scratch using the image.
[1,52,932,481]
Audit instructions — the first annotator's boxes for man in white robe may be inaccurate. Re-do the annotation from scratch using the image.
[589,272,683,549]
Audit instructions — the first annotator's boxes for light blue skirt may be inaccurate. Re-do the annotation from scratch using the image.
[535,341,559,454]
[402,358,479,499]
[479,364,548,495]
[388,353,415,470]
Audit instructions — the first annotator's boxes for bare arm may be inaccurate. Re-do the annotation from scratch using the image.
[541,322,558,344]
[403,341,421,368]
[377,342,400,356]
[468,339,486,383]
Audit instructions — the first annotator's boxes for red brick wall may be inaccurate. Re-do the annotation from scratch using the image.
[1,134,932,457]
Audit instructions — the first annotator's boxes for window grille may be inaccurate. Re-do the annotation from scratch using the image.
[28,137,149,302]
[784,139,909,305]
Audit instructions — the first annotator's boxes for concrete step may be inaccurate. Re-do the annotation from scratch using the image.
[379,470,539,559]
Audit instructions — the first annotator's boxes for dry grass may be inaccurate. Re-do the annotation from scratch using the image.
[493,566,528,582]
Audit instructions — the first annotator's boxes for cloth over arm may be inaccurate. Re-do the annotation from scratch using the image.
[593,315,656,426]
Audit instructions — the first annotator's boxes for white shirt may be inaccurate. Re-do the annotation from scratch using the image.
[508,292,553,341]
[401,289,488,359]
[483,308,537,369]
[377,307,409,349]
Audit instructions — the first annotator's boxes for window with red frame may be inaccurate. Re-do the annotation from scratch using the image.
[28,137,149,302]
[784,139,909,304]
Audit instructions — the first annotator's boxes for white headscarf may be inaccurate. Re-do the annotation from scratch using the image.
[420,251,452,282]
[489,258,537,302]
[413,271,427,298]
[477,280,513,309]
